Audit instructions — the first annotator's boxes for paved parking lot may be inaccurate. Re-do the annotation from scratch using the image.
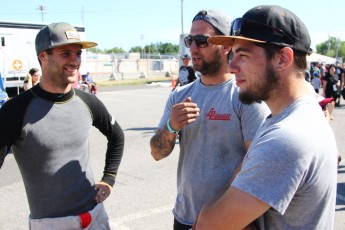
[0,84,344,229]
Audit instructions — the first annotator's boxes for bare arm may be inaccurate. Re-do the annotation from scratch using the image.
[194,187,270,230]
[172,78,181,91]
[150,97,200,161]
[322,80,327,97]
[150,126,179,161]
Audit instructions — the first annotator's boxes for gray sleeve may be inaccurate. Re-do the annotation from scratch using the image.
[239,102,270,142]
[157,92,175,129]
[232,130,305,214]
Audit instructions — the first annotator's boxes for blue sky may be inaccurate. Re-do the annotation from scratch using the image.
[1,0,344,52]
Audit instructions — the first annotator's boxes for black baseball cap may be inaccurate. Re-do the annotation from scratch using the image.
[208,5,311,54]
[192,9,231,35]
[35,22,97,55]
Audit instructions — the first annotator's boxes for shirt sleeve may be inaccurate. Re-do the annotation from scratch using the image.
[76,91,125,186]
[236,99,270,142]
[0,90,34,168]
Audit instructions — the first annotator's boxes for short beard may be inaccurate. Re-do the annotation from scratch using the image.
[194,48,223,76]
[239,64,280,104]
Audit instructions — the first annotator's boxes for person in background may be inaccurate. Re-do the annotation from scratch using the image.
[172,54,196,91]
[195,5,338,229]
[150,9,269,230]
[0,22,125,229]
[304,68,311,82]
[85,72,98,94]
[311,71,321,93]
[23,68,40,91]
[71,69,81,89]
[81,74,92,93]
[335,63,344,106]
[323,64,339,119]
[0,72,8,108]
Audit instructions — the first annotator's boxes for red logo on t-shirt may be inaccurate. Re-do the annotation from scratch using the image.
[206,108,231,120]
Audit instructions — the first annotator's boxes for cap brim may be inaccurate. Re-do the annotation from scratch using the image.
[52,41,98,50]
[208,35,266,46]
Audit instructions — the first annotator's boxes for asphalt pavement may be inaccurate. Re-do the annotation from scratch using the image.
[0,83,344,229]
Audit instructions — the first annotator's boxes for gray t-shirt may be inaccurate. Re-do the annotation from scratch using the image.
[158,78,270,225]
[232,95,338,229]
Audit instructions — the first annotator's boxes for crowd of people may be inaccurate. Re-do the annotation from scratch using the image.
[307,62,345,119]
[0,4,342,230]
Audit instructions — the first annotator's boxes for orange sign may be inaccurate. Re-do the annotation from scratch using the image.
[12,60,23,70]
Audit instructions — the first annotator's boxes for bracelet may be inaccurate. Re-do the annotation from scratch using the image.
[166,118,180,134]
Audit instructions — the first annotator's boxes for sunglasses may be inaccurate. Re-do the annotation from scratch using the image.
[184,35,209,48]
[230,18,295,45]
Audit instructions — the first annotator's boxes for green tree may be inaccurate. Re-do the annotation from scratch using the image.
[144,43,159,53]
[88,47,105,54]
[105,47,126,53]
[316,37,345,61]
[129,42,178,54]
[156,42,178,54]
[129,46,143,53]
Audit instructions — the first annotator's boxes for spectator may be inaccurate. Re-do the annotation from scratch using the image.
[23,68,40,91]
[150,9,269,230]
[81,74,92,93]
[172,54,196,91]
[314,92,342,165]
[196,5,338,229]
[0,72,8,108]
[323,64,339,119]
[71,69,81,89]
[0,22,125,229]
[81,72,97,94]
[311,71,321,93]
[304,69,311,82]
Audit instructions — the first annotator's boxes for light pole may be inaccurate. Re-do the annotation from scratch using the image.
[181,0,184,34]
[37,5,47,22]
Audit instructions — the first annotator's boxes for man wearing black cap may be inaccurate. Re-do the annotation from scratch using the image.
[194,5,338,230]
[0,22,124,229]
[172,54,196,91]
[150,9,269,230]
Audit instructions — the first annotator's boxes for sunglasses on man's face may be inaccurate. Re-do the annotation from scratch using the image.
[184,35,209,48]
[230,18,295,45]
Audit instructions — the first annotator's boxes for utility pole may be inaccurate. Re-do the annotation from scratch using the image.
[181,0,184,35]
[335,38,340,61]
[327,35,331,57]
[37,5,47,22]
[140,34,144,59]
[81,5,85,25]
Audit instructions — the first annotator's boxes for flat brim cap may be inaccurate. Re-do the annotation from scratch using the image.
[209,5,311,54]
[35,22,97,55]
[208,36,264,46]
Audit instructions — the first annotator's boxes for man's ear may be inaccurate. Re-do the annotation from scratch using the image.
[222,45,232,56]
[38,51,47,63]
[275,47,294,70]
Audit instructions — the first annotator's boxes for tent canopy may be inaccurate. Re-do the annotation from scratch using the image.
[307,53,336,64]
